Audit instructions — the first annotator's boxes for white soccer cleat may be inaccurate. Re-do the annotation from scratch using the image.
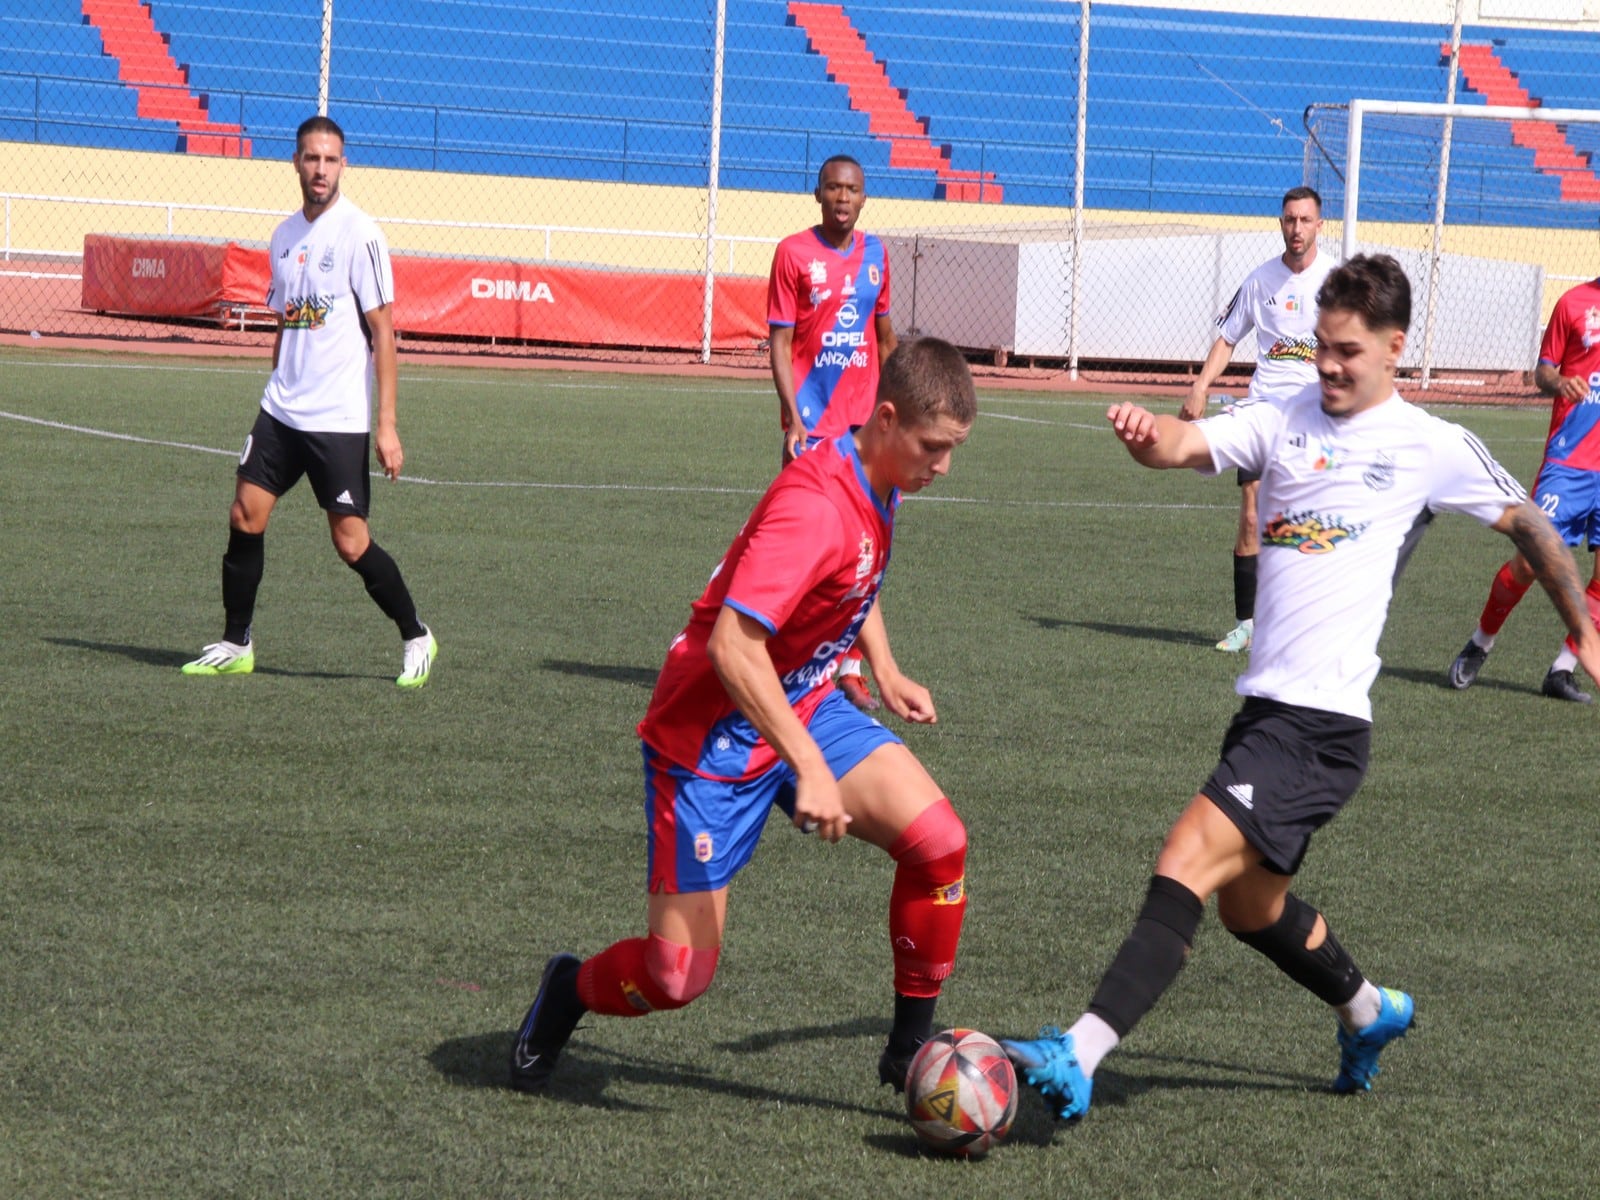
[180,639,254,676]
[397,625,437,689]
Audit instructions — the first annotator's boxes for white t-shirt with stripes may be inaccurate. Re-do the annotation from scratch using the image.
[1198,386,1525,720]
[261,196,394,433]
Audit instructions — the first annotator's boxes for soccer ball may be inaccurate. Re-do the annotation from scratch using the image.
[904,1028,1018,1157]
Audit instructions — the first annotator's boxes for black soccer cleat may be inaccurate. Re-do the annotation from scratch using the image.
[1541,669,1593,704]
[509,952,583,1094]
[877,1038,923,1094]
[1447,640,1488,690]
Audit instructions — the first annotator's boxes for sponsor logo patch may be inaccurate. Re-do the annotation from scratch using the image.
[1262,509,1370,554]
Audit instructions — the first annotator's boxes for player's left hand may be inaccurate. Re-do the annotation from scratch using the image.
[875,669,937,724]
[376,427,404,480]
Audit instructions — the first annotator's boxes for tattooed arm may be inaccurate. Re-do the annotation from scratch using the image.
[1493,499,1600,681]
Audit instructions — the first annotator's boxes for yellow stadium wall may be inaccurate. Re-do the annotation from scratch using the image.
[7,140,1594,321]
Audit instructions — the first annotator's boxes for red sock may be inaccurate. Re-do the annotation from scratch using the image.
[1479,561,1533,637]
[1561,578,1600,655]
[887,798,967,998]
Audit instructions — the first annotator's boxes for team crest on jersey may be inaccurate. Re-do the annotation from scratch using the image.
[1263,509,1370,554]
[284,295,332,329]
[1363,452,1396,491]
[694,832,714,863]
[867,264,880,286]
[856,534,874,580]
[318,245,336,272]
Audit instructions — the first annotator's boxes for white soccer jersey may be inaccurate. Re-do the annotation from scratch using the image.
[261,197,394,432]
[1216,250,1338,404]
[1199,387,1525,720]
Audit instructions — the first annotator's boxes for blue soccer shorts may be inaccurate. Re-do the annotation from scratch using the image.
[641,688,901,894]
[1531,460,1600,549]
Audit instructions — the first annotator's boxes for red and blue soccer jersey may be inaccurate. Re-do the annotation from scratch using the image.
[767,227,892,440]
[1537,279,1600,471]
[637,435,896,780]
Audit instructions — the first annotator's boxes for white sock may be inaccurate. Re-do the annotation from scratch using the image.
[1066,1013,1120,1077]
[838,659,863,678]
[1336,980,1382,1033]
[1471,627,1495,652]
[1552,647,1579,673]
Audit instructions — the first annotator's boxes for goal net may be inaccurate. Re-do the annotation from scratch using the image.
[1303,99,1600,402]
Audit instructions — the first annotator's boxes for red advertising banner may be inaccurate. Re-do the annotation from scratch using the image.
[81,235,767,350]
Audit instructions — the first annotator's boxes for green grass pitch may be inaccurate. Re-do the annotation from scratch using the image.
[1,344,1596,1197]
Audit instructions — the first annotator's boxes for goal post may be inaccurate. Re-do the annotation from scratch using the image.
[1304,98,1600,396]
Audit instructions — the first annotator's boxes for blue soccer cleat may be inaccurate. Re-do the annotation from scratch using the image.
[1001,1027,1093,1120]
[1333,987,1415,1094]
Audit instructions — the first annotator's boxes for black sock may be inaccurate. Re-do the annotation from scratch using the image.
[222,528,264,644]
[888,993,938,1055]
[1233,552,1257,623]
[1230,893,1363,1007]
[348,540,425,639]
[1087,876,1204,1038]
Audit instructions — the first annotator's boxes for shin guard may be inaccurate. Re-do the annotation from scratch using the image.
[887,798,967,999]
[575,935,719,1017]
[221,528,264,644]
[1480,561,1534,638]
[1230,893,1363,1006]
[1087,875,1204,1038]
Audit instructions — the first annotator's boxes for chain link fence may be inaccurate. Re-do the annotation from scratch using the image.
[3,1,1597,396]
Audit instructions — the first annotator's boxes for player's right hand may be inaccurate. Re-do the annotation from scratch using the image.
[781,426,806,467]
[1107,401,1159,448]
[793,774,850,843]
[1179,385,1208,422]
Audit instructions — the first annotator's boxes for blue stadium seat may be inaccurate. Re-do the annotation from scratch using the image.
[5,0,1600,218]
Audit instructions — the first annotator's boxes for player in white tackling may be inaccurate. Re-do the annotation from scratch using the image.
[1183,187,1336,653]
[1004,254,1600,1123]
[182,115,436,687]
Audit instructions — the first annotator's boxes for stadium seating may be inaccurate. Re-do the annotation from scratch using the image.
[2,0,1600,220]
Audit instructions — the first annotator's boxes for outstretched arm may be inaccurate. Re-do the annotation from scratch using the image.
[1494,499,1600,682]
[1106,401,1217,470]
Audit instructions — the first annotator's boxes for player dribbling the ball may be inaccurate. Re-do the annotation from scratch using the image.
[509,339,977,1097]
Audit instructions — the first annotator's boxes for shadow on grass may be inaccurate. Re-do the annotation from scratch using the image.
[44,636,372,679]
[974,1052,1324,1150]
[1026,617,1213,649]
[1378,662,1542,696]
[541,658,657,687]
[432,1027,901,1118]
